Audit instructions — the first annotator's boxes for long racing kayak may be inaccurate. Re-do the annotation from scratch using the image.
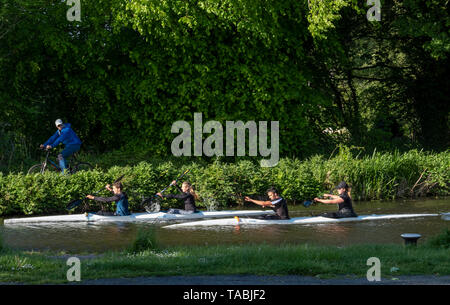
[163,213,441,228]
[3,210,275,224]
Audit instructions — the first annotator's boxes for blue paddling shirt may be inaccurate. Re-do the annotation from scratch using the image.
[92,193,131,216]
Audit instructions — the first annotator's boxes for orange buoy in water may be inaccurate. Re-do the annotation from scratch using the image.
[233,216,241,231]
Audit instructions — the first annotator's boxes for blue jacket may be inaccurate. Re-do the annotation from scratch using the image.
[44,123,82,147]
[115,193,131,216]
[92,193,131,216]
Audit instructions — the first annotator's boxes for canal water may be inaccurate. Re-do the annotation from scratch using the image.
[1,198,449,253]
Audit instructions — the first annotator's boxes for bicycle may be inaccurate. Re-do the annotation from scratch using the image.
[27,147,93,174]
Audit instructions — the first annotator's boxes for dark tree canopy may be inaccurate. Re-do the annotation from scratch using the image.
[1,0,448,171]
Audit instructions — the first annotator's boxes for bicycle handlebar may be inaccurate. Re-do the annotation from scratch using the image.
[38,146,56,151]
[37,147,56,156]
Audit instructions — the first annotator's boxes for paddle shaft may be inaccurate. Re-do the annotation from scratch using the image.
[93,174,125,195]
[66,175,125,210]
[158,169,190,196]
[304,189,334,207]
[142,169,191,213]
[92,175,126,210]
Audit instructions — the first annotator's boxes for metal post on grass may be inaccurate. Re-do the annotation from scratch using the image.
[400,233,421,246]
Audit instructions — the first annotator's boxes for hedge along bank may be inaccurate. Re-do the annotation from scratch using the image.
[171,112,279,167]
[0,150,449,217]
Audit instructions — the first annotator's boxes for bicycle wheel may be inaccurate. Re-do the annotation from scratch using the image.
[72,162,93,173]
[28,164,45,174]
[27,163,59,174]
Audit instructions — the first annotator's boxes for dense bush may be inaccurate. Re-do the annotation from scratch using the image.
[426,229,450,250]
[0,149,448,217]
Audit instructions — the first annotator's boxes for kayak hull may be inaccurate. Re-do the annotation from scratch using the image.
[3,210,275,224]
[163,213,440,228]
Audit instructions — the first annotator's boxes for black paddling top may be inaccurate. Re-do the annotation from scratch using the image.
[338,192,358,217]
[162,185,197,212]
[338,192,355,212]
[270,197,290,220]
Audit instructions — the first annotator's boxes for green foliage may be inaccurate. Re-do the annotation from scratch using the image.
[426,228,450,250]
[127,227,160,254]
[306,0,450,152]
[307,0,351,40]
[0,149,448,217]
[0,230,3,253]
[0,123,35,173]
[0,0,350,166]
[319,147,450,201]
[1,242,449,284]
[1,0,448,172]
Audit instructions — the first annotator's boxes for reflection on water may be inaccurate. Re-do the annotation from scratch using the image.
[0,198,449,253]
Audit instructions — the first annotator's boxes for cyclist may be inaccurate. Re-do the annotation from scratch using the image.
[40,119,82,174]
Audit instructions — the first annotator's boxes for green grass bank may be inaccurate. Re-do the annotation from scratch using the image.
[0,148,448,217]
[0,229,449,284]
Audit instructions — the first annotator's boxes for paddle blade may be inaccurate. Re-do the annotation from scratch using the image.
[142,196,161,213]
[114,174,125,183]
[67,199,83,210]
[303,200,314,208]
[176,169,190,182]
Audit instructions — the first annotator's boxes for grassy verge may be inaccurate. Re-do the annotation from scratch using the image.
[1,229,449,284]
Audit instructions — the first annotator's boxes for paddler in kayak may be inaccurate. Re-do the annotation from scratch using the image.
[313,181,358,218]
[156,181,199,214]
[86,181,131,216]
[244,187,290,220]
